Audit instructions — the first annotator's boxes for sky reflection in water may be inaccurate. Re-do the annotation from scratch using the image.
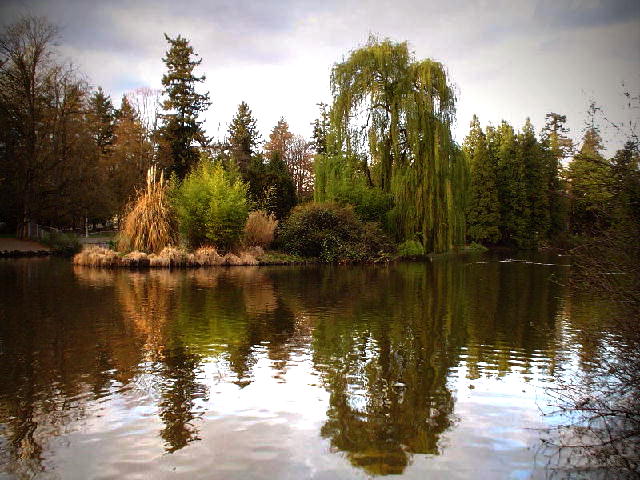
[0,255,611,479]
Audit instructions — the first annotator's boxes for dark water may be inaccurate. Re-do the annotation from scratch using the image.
[0,254,615,479]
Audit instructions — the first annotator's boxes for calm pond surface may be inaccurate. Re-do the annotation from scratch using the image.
[0,254,616,479]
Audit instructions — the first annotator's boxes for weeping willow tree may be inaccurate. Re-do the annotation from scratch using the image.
[315,37,467,253]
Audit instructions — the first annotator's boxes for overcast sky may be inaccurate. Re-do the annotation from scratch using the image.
[2,0,639,152]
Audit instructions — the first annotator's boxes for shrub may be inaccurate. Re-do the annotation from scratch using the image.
[243,210,278,247]
[277,202,392,262]
[41,231,81,255]
[397,239,425,258]
[118,166,177,254]
[335,184,394,223]
[173,161,249,250]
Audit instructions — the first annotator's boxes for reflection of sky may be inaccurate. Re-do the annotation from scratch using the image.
[40,342,576,479]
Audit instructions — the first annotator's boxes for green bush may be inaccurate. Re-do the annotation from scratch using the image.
[335,183,393,223]
[173,161,249,250]
[397,239,425,258]
[41,231,81,255]
[277,202,392,262]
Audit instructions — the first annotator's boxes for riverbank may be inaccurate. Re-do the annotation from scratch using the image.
[0,237,51,257]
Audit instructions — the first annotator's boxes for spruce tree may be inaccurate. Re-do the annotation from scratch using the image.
[463,115,500,243]
[227,101,260,176]
[311,102,330,155]
[264,151,297,219]
[158,34,210,180]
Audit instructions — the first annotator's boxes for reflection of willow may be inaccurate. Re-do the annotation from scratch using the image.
[311,263,464,475]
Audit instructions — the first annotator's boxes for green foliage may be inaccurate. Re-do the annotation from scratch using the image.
[173,159,249,249]
[228,101,260,175]
[463,115,500,244]
[566,128,614,235]
[397,240,425,258]
[322,37,466,253]
[264,152,297,219]
[277,202,392,262]
[40,231,81,255]
[158,34,210,180]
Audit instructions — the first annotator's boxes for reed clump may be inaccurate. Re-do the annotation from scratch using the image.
[73,245,259,268]
[243,210,278,248]
[118,166,177,254]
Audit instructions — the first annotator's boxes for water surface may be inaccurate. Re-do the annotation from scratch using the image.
[0,254,614,479]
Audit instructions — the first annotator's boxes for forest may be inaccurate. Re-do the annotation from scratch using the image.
[0,16,638,262]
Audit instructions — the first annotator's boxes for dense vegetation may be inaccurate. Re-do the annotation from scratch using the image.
[0,16,638,263]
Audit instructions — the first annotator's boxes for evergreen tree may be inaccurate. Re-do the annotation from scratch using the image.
[493,121,528,246]
[517,118,549,246]
[609,141,640,227]
[463,115,500,243]
[227,101,260,176]
[264,151,297,219]
[88,87,116,154]
[311,102,330,155]
[158,34,210,180]
[541,113,572,237]
[566,128,614,234]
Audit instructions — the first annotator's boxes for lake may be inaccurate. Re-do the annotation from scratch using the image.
[0,254,617,479]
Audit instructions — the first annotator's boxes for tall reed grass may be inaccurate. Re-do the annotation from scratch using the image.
[118,166,177,254]
[243,210,278,247]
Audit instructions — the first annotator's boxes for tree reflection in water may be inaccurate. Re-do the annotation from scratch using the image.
[1,254,615,478]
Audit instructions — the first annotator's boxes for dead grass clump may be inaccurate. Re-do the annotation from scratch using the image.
[243,210,277,248]
[118,166,177,254]
[155,246,189,267]
[122,251,150,268]
[237,252,259,266]
[194,246,222,266]
[73,246,121,267]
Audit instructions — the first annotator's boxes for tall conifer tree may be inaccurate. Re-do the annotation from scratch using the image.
[227,101,260,176]
[463,115,500,243]
[158,34,210,180]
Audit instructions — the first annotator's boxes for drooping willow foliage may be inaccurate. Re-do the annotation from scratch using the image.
[315,37,468,252]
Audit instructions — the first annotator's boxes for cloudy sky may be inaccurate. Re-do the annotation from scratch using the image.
[2,0,639,152]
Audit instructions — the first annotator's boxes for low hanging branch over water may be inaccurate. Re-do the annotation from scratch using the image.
[315,37,467,253]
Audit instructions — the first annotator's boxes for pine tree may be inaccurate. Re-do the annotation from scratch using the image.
[463,115,500,243]
[227,101,260,176]
[158,34,210,180]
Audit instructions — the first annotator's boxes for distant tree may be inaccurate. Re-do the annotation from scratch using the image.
[264,151,297,219]
[158,34,210,180]
[88,87,116,154]
[542,113,572,237]
[609,141,640,227]
[288,134,315,200]
[105,96,153,218]
[566,128,614,234]
[491,121,528,246]
[0,16,105,234]
[227,101,260,176]
[518,118,549,246]
[311,102,330,155]
[264,117,293,161]
[463,115,500,244]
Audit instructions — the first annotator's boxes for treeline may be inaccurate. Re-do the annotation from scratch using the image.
[463,113,639,248]
[0,17,312,237]
[1,17,637,256]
